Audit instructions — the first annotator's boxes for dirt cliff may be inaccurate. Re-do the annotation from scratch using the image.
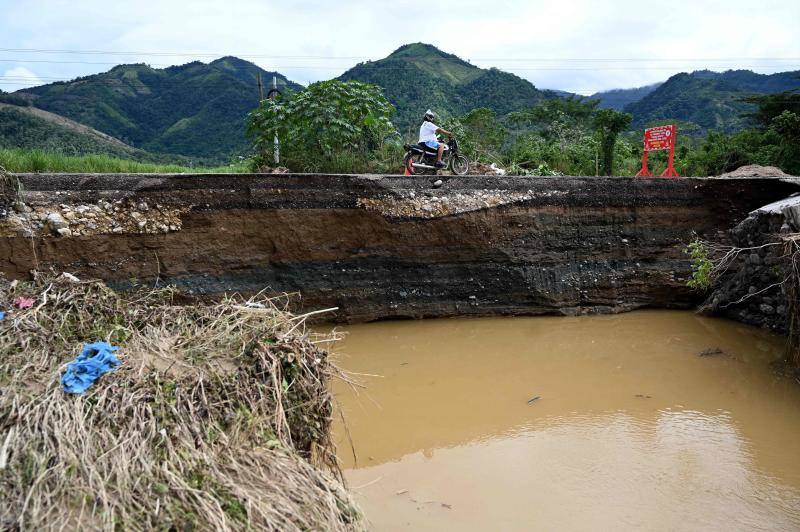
[3,173,799,322]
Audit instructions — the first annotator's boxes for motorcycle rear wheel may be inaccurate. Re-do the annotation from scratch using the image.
[451,155,470,176]
[403,152,419,175]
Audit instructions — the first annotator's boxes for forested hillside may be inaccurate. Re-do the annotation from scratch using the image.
[5,44,800,165]
[0,102,143,159]
[625,70,800,132]
[338,43,560,134]
[16,57,302,163]
[590,83,661,110]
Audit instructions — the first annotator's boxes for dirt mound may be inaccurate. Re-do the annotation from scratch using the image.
[468,162,506,176]
[255,165,290,174]
[720,165,790,178]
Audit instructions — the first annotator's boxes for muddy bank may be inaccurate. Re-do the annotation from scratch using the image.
[3,173,800,322]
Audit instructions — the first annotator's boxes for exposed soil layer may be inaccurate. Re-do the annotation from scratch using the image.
[3,173,800,322]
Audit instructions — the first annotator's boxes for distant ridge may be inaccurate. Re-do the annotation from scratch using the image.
[15,57,303,162]
[338,43,562,133]
[625,69,800,132]
[589,83,662,110]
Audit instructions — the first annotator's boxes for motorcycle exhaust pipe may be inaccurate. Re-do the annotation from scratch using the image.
[412,163,436,170]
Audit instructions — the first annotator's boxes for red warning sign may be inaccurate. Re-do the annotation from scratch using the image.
[643,125,675,152]
[636,124,680,178]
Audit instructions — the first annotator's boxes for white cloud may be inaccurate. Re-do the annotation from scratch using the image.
[0,67,43,92]
[0,0,799,94]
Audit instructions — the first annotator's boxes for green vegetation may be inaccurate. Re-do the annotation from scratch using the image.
[593,109,633,176]
[0,105,142,159]
[686,238,714,291]
[16,57,302,163]
[4,43,800,174]
[338,43,556,134]
[0,89,30,106]
[248,80,400,173]
[0,148,243,173]
[626,70,800,134]
[419,86,800,176]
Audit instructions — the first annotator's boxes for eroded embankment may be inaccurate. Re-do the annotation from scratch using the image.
[0,275,358,531]
[2,173,799,322]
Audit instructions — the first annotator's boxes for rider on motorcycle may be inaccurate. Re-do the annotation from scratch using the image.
[419,110,452,169]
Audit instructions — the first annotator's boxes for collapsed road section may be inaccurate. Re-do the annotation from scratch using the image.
[2,173,799,322]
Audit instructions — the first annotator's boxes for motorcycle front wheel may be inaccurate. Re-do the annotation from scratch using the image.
[450,155,470,176]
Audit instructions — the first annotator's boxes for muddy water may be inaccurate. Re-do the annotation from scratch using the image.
[329,311,800,531]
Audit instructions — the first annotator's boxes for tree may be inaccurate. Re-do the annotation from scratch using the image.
[508,96,598,129]
[247,80,397,171]
[593,109,632,175]
[769,110,800,174]
[743,90,800,128]
[458,107,507,159]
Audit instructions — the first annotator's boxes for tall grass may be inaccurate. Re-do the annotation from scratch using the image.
[0,148,247,174]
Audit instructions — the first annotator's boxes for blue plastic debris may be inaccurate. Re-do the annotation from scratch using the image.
[0,311,5,321]
[61,341,121,394]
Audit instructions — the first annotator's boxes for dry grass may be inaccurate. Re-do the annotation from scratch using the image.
[0,273,361,531]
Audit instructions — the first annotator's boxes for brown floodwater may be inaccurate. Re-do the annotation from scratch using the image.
[329,310,800,531]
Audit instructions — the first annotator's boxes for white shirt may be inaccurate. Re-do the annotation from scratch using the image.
[419,121,440,143]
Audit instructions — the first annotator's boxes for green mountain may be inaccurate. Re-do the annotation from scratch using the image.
[625,70,800,133]
[0,100,142,158]
[15,57,303,163]
[338,43,558,134]
[589,83,661,110]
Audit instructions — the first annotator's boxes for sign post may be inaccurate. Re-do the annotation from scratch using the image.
[635,124,680,178]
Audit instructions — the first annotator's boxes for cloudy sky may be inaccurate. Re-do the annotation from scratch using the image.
[1,0,799,95]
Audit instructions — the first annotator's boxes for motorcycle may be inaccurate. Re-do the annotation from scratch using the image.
[403,137,470,176]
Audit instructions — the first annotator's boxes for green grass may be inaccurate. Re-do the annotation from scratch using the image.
[0,148,246,173]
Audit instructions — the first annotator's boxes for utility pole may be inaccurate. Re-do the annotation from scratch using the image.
[256,72,264,101]
[268,76,280,165]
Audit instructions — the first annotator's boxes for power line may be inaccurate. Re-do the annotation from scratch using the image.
[0,46,798,63]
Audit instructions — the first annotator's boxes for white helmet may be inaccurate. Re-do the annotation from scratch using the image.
[424,109,435,121]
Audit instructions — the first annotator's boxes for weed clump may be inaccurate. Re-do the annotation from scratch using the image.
[0,273,360,531]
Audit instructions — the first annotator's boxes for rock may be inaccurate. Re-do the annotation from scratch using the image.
[56,228,72,237]
[777,305,787,316]
[748,253,761,265]
[46,212,68,231]
[759,304,775,315]
[111,227,123,234]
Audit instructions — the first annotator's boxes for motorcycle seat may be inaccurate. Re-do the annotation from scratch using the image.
[418,141,448,153]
